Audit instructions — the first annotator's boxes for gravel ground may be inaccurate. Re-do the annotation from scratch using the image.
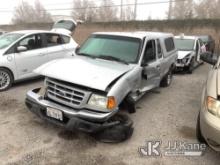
[0,64,220,165]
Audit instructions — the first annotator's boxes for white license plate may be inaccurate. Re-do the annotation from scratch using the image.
[46,107,63,121]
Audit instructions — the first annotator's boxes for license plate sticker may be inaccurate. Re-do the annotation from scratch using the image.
[46,107,63,121]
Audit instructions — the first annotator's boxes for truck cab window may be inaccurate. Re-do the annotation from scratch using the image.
[142,40,156,64]
[157,39,163,58]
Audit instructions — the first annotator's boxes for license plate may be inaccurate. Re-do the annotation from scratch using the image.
[46,107,63,121]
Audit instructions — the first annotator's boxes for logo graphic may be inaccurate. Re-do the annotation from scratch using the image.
[139,141,161,157]
[139,140,207,157]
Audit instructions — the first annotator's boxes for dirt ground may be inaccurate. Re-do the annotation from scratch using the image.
[0,64,220,165]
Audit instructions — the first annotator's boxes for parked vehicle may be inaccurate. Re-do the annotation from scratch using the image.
[51,19,77,36]
[198,35,215,53]
[174,35,204,73]
[0,20,78,91]
[0,30,7,36]
[25,31,177,141]
[196,52,220,151]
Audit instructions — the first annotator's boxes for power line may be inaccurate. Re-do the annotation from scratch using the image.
[0,0,188,13]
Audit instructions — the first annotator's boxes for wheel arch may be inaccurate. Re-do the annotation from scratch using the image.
[0,67,15,82]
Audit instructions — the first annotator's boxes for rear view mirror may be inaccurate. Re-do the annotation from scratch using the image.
[200,52,218,65]
[17,46,27,52]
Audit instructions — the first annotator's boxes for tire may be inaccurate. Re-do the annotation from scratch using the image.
[196,113,206,143]
[0,68,13,92]
[160,69,173,87]
[92,113,134,143]
[187,58,195,74]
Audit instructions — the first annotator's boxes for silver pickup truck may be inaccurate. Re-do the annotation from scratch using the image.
[25,32,177,139]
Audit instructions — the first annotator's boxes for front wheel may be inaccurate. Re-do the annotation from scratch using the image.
[160,69,173,87]
[187,58,195,74]
[0,68,13,92]
[196,113,206,143]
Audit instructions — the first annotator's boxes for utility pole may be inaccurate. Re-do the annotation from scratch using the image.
[168,0,173,20]
[134,0,137,20]
[120,0,123,21]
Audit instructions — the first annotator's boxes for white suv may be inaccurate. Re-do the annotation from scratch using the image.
[0,20,78,91]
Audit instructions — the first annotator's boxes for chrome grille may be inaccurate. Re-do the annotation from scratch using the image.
[45,78,90,108]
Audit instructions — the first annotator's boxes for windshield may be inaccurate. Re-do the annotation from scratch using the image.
[0,33,24,49]
[174,39,195,51]
[78,35,142,63]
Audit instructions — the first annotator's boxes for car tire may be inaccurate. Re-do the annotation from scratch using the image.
[0,68,13,92]
[187,58,195,74]
[196,113,207,143]
[160,69,173,87]
[92,113,134,143]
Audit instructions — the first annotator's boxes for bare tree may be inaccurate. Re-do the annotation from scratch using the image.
[34,0,53,23]
[122,6,134,21]
[72,0,99,22]
[194,0,220,19]
[98,0,118,22]
[12,1,36,24]
[172,0,194,19]
[12,0,52,24]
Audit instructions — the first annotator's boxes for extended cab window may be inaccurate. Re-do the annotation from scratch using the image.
[78,35,141,63]
[18,34,43,51]
[142,40,156,63]
[165,37,175,52]
[157,39,163,58]
[46,33,63,47]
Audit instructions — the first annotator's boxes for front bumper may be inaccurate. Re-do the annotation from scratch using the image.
[25,88,119,133]
[200,106,220,151]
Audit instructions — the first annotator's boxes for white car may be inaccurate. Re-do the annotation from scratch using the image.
[174,35,204,73]
[0,20,78,91]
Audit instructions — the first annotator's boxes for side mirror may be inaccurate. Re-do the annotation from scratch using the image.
[200,52,218,66]
[17,46,27,52]
[141,60,148,67]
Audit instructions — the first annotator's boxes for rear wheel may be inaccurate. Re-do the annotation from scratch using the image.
[0,68,13,92]
[160,69,173,87]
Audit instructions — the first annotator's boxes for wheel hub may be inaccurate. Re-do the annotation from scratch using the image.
[0,71,10,90]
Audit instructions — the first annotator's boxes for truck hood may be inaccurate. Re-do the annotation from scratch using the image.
[35,57,133,91]
[177,51,193,59]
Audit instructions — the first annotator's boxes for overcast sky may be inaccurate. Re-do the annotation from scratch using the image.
[0,0,169,24]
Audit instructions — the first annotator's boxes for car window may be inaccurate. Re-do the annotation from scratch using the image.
[165,37,175,52]
[0,33,24,50]
[61,35,70,44]
[143,40,156,63]
[46,33,63,47]
[18,34,43,51]
[157,39,163,59]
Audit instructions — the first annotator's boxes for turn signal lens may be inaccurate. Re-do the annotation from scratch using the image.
[107,96,117,110]
[207,96,220,116]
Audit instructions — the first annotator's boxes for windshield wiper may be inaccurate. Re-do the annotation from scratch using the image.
[97,55,128,65]
[77,52,96,59]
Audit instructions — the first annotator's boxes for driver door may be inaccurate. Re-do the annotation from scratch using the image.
[14,34,48,79]
[140,39,161,92]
